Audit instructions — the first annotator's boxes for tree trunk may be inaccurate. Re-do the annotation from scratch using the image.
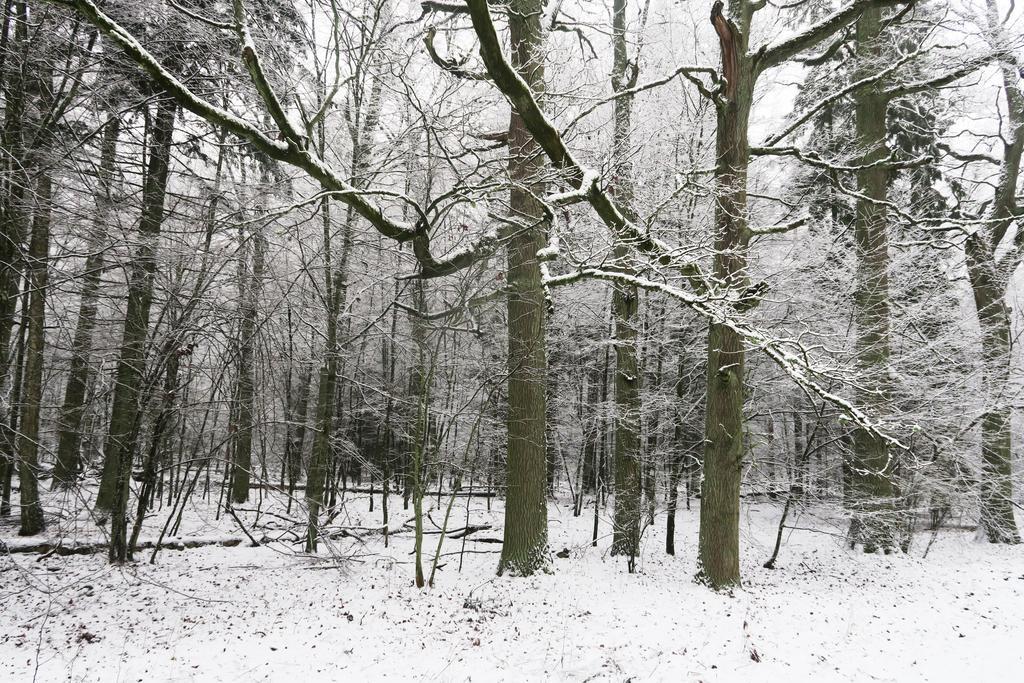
[698,2,753,589]
[665,450,684,556]
[581,365,602,493]
[962,0,1024,545]
[608,0,642,567]
[129,342,182,556]
[304,50,382,548]
[304,196,341,552]
[1,280,28,517]
[100,97,177,563]
[968,271,1021,544]
[0,2,28,503]
[497,0,550,576]
[668,351,698,555]
[0,1,27,391]
[230,165,267,504]
[285,363,310,506]
[52,111,120,487]
[409,281,430,587]
[847,5,898,553]
[16,169,50,536]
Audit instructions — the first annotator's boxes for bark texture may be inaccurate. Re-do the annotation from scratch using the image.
[698,1,753,589]
[848,6,899,552]
[963,0,1024,544]
[608,0,642,565]
[497,0,551,576]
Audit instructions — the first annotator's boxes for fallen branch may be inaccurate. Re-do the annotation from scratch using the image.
[2,537,245,557]
[246,483,497,497]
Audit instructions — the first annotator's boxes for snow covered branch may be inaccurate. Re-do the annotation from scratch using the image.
[755,0,908,73]
[46,0,526,280]
[748,215,809,236]
[464,0,700,278]
[544,267,908,451]
[751,146,933,173]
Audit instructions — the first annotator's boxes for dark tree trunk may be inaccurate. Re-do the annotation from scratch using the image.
[0,3,29,505]
[963,0,1024,545]
[100,97,177,563]
[608,0,643,566]
[847,6,899,553]
[496,0,550,576]
[698,2,753,589]
[16,169,51,536]
[1,280,28,517]
[230,173,267,505]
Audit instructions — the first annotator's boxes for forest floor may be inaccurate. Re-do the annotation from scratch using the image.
[1,486,1022,682]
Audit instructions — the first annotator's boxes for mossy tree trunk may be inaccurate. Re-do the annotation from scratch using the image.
[848,6,898,552]
[698,1,754,590]
[497,0,551,576]
[969,280,1020,543]
[962,0,1024,545]
[608,0,643,568]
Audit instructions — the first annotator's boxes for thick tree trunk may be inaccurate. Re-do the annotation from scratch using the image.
[698,2,752,589]
[967,269,1021,544]
[610,278,641,562]
[99,97,177,563]
[0,1,26,390]
[962,0,1024,545]
[497,0,550,576]
[608,0,642,566]
[847,6,899,553]
[0,3,28,503]
[52,112,120,488]
[16,170,50,536]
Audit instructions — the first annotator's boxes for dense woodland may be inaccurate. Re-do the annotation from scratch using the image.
[0,0,1022,595]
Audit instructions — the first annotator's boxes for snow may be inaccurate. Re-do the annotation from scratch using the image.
[545,172,600,207]
[2,490,1023,681]
[537,235,560,261]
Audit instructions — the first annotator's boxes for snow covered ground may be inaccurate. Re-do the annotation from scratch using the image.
[2,490,1022,682]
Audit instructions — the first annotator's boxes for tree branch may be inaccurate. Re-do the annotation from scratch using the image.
[46,0,452,253]
[464,0,698,277]
[423,27,489,81]
[544,267,908,452]
[751,145,933,172]
[755,0,908,73]
[748,215,809,236]
[884,53,995,98]
[232,0,306,147]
